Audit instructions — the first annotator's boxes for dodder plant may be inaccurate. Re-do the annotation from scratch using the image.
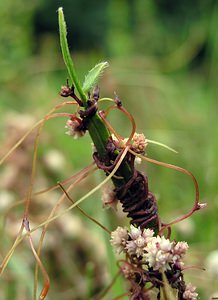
[0,7,206,300]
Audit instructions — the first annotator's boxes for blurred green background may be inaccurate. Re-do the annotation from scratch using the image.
[0,0,217,299]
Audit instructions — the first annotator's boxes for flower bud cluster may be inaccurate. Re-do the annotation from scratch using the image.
[110,226,128,254]
[111,225,189,271]
[111,132,148,154]
[183,283,198,300]
[65,119,86,139]
[111,225,198,299]
[131,133,148,153]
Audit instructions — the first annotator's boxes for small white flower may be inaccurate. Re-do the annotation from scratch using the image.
[172,241,189,265]
[126,226,154,258]
[130,236,146,257]
[126,226,145,257]
[142,228,154,242]
[135,236,146,248]
[129,224,142,240]
[174,241,189,256]
[183,283,198,300]
[110,226,128,254]
[144,236,173,271]
[126,240,137,256]
[65,119,85,139]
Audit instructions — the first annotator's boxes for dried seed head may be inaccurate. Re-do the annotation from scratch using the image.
[65,119,86,139]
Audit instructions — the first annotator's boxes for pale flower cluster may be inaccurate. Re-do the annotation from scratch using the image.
[110,225,189,271]
[65,119,85,139]
[183,283,198,300]
[111,132,148,154]
[110,226,128,254]
[126,225,154,257]
[131,133,148,153]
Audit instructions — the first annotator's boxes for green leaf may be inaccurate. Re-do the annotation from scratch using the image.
[82,62,109,93]
[58,7,87,104]
[160,272,178,300]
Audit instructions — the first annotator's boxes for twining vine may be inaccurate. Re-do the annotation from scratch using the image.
[0,7,206,300]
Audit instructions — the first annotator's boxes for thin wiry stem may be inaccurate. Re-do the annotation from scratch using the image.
[23,218,50,300]
[58,183,111,234]
[95,271,121,300]
[112,292,130,300]
[34,162,96,196]
[0,226,24,274]
[146,139,178,153]
[0,145,130,270]
[0,101,78,274]
[34,163,97,299]
[30,145,130,231]
[128,149,202,232]
[0,101,77,166]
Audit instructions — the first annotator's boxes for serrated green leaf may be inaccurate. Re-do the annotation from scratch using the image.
[58,7,87,104]
[82,62,109,93]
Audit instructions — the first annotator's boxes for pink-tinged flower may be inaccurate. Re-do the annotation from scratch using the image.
[126,240,138,256]
[126,236,147,257]
[65,119,85,139]
[172,241,189,265]
[126,226,154,257]
[183,283,198,300]
[129,225,142,240]
[110,226,128,254]
[142,228,154,241]
[144,236,173,271]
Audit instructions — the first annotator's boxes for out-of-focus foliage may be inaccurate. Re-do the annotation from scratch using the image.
[34,0,109,51]
[0,0,36,82]
[0,0,217,299]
